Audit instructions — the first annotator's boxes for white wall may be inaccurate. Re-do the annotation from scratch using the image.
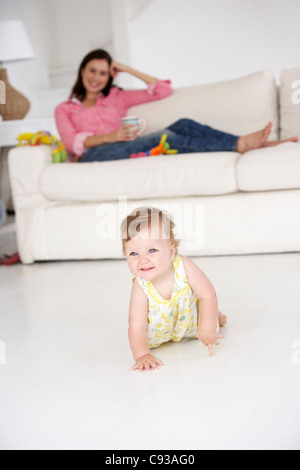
[1,0,55,116]
[127,0,300,88]
[0,0,113,117]
[1,0,300,117]
[51,0,113,70]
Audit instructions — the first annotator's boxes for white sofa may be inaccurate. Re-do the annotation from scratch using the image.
[8,68,300,264]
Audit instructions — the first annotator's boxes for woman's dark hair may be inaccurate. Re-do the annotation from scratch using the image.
[70,49,114,100]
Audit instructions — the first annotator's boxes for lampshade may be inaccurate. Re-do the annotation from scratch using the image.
[0,20,34,120]
[0,20,34,63]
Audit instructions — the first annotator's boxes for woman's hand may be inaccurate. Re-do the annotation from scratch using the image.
[110,60,128,78]
[84,125,138,149]
[131,353,164,372]
[110,60,157,85]
[109,125,138,143]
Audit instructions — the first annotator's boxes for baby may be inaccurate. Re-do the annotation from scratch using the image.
[120,206,227,372]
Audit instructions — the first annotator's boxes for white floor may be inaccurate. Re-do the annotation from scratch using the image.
[0,224,300,450]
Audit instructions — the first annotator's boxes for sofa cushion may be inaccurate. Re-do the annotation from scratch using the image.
[130,70,279,140]
[39,152,239,202]
[236,142,300,191]
[280,67,300,140]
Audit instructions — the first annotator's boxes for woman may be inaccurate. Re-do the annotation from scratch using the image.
[55,49,297,162]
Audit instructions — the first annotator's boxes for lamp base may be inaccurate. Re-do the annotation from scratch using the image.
[0,68,30,120]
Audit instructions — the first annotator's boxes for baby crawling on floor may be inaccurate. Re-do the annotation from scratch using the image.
[121,206,227,372]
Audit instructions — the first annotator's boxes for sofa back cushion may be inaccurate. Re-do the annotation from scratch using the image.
[129,70,279,140]
[280,67,300,140]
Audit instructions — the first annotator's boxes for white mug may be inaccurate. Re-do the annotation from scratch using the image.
[122,115,147,139]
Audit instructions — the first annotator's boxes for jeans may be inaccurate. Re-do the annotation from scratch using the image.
[80,118,239,163]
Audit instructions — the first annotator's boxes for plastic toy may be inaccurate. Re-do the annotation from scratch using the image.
[16,131,67,163]
[130,133,178,158]
[0,252,20,266]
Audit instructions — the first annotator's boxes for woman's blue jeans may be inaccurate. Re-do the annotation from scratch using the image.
[80,118,239,162]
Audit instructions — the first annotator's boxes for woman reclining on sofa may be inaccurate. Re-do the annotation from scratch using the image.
[55,49,298,162]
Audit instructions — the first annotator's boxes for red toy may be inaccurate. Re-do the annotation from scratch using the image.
[0,252,20,266]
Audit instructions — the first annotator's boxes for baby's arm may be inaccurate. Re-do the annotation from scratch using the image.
[181,256,224,357]
[128,279,163,372]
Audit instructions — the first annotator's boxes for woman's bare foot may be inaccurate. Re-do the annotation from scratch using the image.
[236,122,272,153]
[236,122,299,154]
[218,312,227,327]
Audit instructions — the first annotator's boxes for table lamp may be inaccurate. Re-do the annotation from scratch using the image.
[0,20,35,120]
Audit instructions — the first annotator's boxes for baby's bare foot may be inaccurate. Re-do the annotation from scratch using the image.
[236,122,272,153]
[218,312,227,327]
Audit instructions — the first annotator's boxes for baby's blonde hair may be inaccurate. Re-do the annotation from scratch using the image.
[120,206,180,255]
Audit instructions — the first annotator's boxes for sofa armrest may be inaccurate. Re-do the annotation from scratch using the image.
[8,145,52,209]
[8,146,53,264]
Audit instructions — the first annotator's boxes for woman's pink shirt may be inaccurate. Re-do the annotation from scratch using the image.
[55,80,173,157]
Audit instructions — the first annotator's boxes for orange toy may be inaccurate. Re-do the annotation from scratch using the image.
[130,133,178,158]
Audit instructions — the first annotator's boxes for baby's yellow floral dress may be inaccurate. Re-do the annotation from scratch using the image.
[135,254,199,348]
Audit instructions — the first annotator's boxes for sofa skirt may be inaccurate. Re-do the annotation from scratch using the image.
[14,189,300,264]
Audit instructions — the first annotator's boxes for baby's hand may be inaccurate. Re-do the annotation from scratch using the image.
[131,353,164,372]
[197,330,224,357]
